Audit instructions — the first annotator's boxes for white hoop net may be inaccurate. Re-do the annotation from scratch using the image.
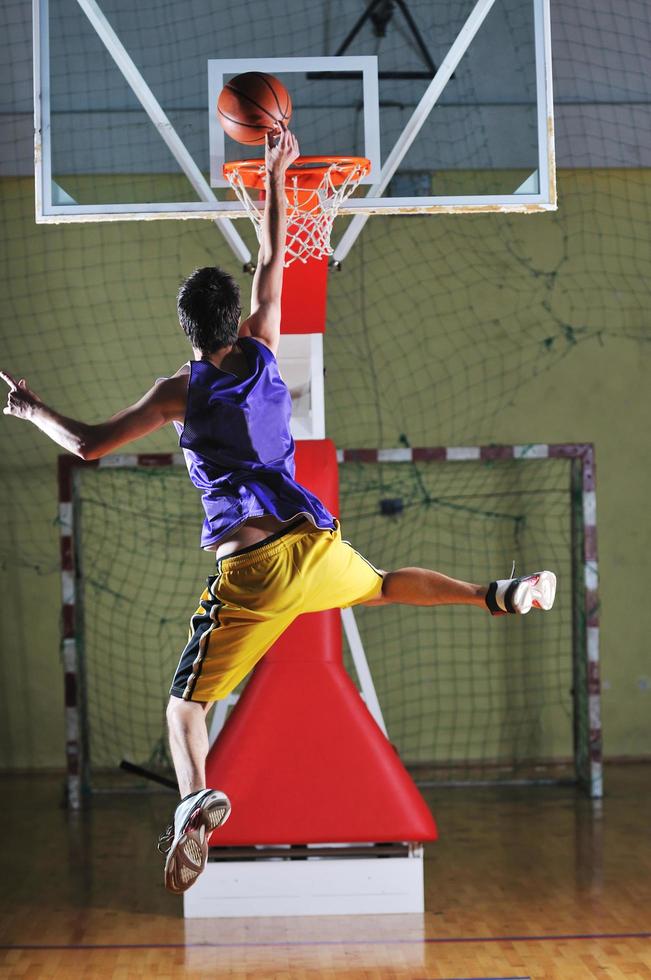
[224,158,370,266]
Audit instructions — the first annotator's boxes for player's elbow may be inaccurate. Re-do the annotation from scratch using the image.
[76,426,106,461]
[254,254,284,297]
[77,441,101,461]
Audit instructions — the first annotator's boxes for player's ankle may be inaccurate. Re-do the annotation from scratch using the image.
[179,786,206,802]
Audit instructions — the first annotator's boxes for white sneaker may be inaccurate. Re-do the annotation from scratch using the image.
[158,788,231,894]
[486,570,557,615]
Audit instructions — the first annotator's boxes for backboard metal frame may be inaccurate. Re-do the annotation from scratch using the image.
[33,0,556,249]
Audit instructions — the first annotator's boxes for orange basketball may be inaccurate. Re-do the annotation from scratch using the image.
[217,72,292,145]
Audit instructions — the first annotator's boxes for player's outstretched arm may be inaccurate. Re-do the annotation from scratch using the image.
[239,127,299,357]
[1,369,187,460]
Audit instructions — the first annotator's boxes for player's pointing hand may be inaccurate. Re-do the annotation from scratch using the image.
[1,371,42,420]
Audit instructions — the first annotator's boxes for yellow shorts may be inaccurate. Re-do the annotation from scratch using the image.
[169,519,384,702]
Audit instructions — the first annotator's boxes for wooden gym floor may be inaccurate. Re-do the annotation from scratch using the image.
[1,764,649,979]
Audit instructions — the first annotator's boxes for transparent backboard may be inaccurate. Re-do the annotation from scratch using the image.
[34,0,555,240]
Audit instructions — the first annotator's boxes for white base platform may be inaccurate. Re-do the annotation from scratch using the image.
[184,845,424,918]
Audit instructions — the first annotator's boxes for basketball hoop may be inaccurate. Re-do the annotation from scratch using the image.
[223,156,370,266]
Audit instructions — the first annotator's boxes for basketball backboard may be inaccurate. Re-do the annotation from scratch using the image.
[34,0,555,262]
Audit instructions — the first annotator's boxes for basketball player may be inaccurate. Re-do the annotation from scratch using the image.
[1,128,555,894]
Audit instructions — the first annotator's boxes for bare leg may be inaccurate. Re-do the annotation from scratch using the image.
[162,697,231,895]
[166,697,212,797]
[372,567,486,608]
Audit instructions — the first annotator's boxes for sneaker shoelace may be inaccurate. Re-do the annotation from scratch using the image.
[157,823,174,855]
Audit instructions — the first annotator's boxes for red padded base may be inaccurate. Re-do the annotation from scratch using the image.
[204,439,437,845]
[205,613,437,845]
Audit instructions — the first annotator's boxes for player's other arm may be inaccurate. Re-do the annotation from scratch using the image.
[238,128,299,357]
[1,369,187,460]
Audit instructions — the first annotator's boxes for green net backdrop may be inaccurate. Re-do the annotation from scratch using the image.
[73,456,576,790]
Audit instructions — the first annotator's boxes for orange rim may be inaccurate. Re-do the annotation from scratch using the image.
[224,156,370,192]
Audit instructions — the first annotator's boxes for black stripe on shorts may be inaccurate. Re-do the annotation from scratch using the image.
[169,573,223,701]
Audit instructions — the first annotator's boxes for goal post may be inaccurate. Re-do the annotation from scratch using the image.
[57,442,601,809]
[335,442,601,799]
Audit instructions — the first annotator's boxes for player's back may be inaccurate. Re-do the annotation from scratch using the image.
[179,336,293,479]
[176,336,334,549]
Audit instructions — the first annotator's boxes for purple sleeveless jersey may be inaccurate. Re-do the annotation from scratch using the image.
[174,336,336,549]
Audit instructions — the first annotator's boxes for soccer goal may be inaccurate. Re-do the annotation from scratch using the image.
[58,442,601,807]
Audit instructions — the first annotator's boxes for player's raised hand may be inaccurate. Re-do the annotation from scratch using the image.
[265,126,299,177]
[1,371,42,420]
